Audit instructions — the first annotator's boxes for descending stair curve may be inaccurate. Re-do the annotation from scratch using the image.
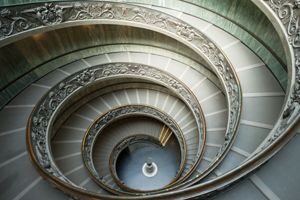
[0,1,299,200]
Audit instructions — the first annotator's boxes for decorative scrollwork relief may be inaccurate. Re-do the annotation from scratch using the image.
[259,0,300,150]
[30,69,96,182]
[267,0,300,47]
[22,3,67,25]
[71,2,114,20]
[0,8,31,36]
[175,23,202,41]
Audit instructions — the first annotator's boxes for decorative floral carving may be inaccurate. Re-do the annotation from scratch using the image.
[36,3,63,25]
[259,0,300,150]
[71,69,95,86]
[201,42,240,145]
[0,8,11,17]
[268,52,300,141]
[150,13,168,28]
[0,8,30,37]
[22,3,65,25]
[128,7,147,22]
[267,0,300,47]
[30,67,96,181]
[175,23,202,41]
[71,2,114,20]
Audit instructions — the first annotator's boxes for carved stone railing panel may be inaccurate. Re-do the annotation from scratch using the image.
[82,105,187,194]
[253,0,300,152]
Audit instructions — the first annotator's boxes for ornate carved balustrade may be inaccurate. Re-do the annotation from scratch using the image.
[0,0,295,199]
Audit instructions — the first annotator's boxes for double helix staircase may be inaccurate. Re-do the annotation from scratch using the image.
[0,1,299,200]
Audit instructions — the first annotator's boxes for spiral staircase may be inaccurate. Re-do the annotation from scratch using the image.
[0,1,300,199]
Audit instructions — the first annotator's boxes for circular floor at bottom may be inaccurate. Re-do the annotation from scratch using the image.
[116,137,181,191]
